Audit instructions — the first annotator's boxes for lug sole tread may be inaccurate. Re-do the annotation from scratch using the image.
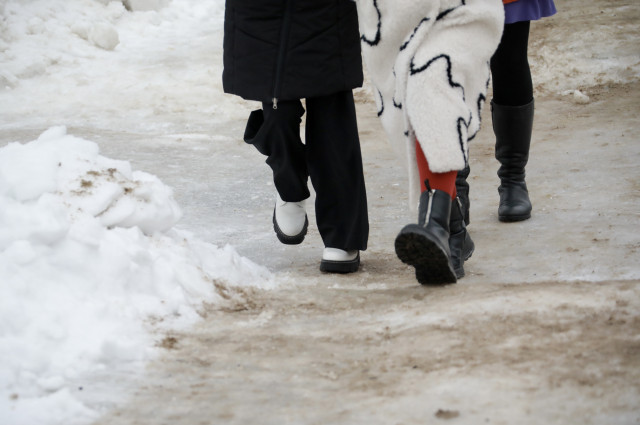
[320,253,360,274]
[395,225,456,285]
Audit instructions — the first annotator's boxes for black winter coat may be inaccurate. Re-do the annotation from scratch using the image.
[222,0,364,105]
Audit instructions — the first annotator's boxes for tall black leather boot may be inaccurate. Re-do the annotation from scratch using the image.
[455,165,471,226]
[395,183,456,285]
[449,197,474,279]
[493,99,534,222]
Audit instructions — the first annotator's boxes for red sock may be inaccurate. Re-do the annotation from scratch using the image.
[416,139,457,199]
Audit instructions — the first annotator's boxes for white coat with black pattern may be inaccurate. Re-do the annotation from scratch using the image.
[355,0,504,207]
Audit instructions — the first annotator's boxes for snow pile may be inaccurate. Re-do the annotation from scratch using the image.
[0,0,240,133]
[0,127,274,424]
[87,22,120,50]
[0,0,126,83]
[122,0,170,12]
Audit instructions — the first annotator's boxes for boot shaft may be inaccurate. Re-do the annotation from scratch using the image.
[493,99,535,183]
[455,165,471,225]
[448,196,475,279]
[396,184,456,285]
[448,197,465,234]
[417,186,452,234]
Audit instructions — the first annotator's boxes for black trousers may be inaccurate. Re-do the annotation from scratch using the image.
[243,90,369,251]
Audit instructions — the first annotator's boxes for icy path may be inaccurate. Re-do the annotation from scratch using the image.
[95,85,640,424]
[4,82,638,424]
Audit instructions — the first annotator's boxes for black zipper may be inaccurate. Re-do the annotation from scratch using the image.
[272,0,293,109]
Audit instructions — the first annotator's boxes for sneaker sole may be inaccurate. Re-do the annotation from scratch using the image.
[273,212,308,245]
[395,225,456,285]
[320,253,360,274]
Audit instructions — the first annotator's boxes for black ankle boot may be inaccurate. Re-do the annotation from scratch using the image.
[493,99,534,222]
[455,165,471,226]
[394,185,456,285]
[449,197,474,279]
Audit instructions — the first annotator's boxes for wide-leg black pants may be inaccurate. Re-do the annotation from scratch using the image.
[243,90,369,251]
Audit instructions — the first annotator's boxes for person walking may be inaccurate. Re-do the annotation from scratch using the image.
[222,0,369,273]
[456,0,557,224]
[354,0,504,284]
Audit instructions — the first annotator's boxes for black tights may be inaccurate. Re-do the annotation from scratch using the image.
[490,21,533,106]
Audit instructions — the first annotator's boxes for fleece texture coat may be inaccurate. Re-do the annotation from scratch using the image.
[355,0,504,207]
[222,0,363,104]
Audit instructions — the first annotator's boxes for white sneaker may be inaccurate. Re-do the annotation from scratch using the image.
[273,192,308,245]
[320,248,360,273]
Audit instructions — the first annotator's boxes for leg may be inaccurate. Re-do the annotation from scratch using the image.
[243,101,309,244]
[490,21,535,222]
[416,140,457,198]
[415,140,474,280]
[305,90,369,252]
[455,164,471,225]
[491,21,533,107]
[395,141,468,285]
[243,100,310,202]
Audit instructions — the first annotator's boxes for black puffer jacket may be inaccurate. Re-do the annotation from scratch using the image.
[222,0,363,105]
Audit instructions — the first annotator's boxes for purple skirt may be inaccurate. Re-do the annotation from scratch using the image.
[504,0,557,24]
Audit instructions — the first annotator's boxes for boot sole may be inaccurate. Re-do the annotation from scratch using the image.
[320,253,360,274]
[395,225,456,285]
[273,212,308,245]
[498,212,531,222]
